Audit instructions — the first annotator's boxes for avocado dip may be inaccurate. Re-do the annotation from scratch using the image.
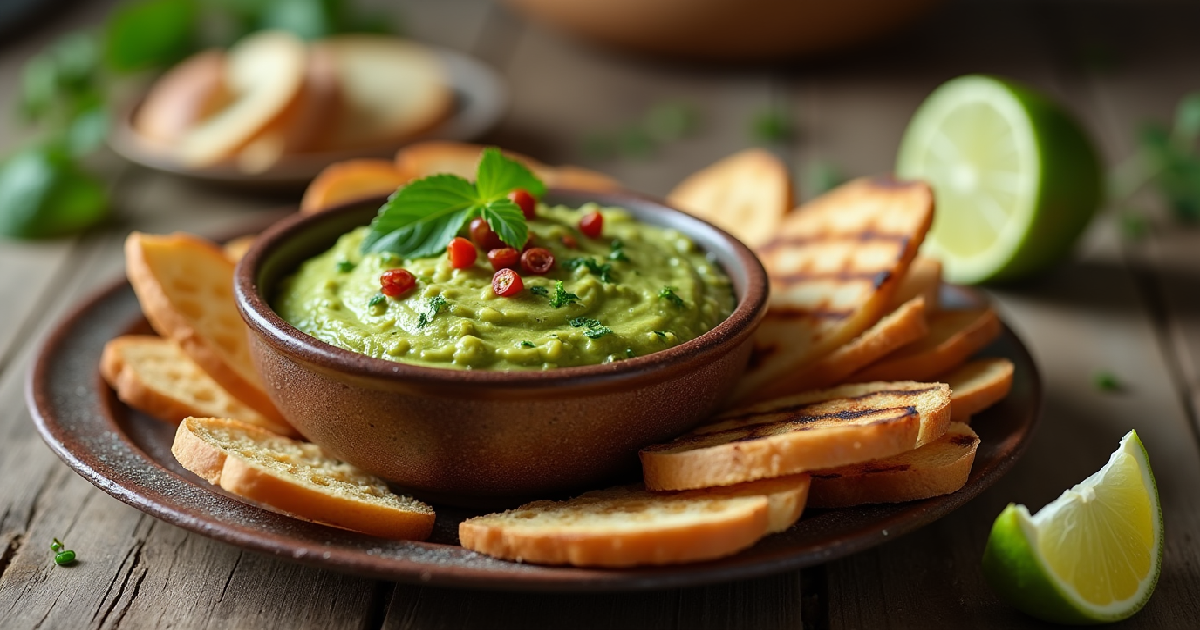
[275,203,736,370]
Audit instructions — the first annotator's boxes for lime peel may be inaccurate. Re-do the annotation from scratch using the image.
[982,430,1163,624]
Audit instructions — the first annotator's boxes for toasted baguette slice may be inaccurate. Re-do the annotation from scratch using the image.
[641,382,951,491]
[674,474,810,534]
[177,31,308,166]
[808,422,979,508]
[666,148,794,249]
[223,235,257,263]
[886,255,942,312]
[764,296,929,397]
[850,308,1002,382]
[173,417,435,540]
[134,49,230,146]
[300,159,410,213]
[459,486,771,567]
[944,358,1014,422]
[100,336,293,435]
[546,165,621,191]
[734,177,934,403]
[394,141,547,181]
[317,36,453,151]
[126,232,286,426]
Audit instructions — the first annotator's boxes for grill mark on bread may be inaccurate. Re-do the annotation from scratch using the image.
[718,385,941,425]
[772,269,894,289]
[767,306,855,320]
[758,231,911,255]
[653,406,919,449]
[949,434,978,447]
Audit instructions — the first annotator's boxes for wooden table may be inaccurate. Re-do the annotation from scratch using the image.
[3,0,1200,627]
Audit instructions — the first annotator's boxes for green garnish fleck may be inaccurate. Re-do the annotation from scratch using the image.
[530,286,549,297]
[570,317,613,339]
[51,537,63,552]
[361,148,544,258]
[654,330,668,339]
[565,257,614,283]
[609,239,630,262]
[750,107,795,144]
[549,281,580,308]
[1120,213,1149,240]
[416,295,447,328]
[367,294,387,314]
[659,286,686,308]
[1094,370,1121,392]
[336,260,355,273]
[521,340,536,348]
[625,348,635,358]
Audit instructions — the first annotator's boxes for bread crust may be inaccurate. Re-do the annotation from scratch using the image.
[667,147,794,249]
[808,422,979,508]
[849,307,1002,383]
[944,358,1015,421]
[459,490,770,567]
[173,418,434,540]
[125,232,290,430]
[641,382,950,491]
[300,159,411,213]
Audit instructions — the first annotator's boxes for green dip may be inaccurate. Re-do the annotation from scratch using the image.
[275,204,735,370]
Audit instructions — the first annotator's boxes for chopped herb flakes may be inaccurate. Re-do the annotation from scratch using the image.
[659,286,686,308]
[565,257,614,283]
[609,239,630,262]
[530,285,550,297]
[570,317,613,339]
[1094,370,1121,392]
[417,295,447,328]
[549,281,580,308]
[625,348,635,358]
[521,340,535,348]
[335,260,355,273]
[367,293,387,313]
[654,330,668,339]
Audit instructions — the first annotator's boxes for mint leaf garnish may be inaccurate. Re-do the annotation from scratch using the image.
[362,148,539,258]
[549,281,580,308]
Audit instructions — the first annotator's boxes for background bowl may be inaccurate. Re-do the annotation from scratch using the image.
[502,0,944,62]
[234,189,768,506]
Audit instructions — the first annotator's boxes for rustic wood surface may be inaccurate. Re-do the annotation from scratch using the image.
[2,0,1199,628]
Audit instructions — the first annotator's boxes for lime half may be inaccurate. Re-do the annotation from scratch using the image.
[982,430,1163,624]
[896,75,1103,284]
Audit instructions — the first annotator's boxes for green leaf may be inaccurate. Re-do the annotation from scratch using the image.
[362,175,479,257]
[105,0,198,73]
[0,147,107,240]
[51,33,100,92]
[565,257,614,283]
[65,107,110,157]
[417,295,448,328]
[751,107,795,144]
[19,55,58,122]
[569,317,612,339]
[1174,92,1200,147]
[258,0,338,40]
[549,281,579,308]
[658,286,686,308]
[480,199,528,249]
[475,148,545,200]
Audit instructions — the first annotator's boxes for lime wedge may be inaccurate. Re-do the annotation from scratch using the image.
[896,75,1103,284]
[982,430,1163,624]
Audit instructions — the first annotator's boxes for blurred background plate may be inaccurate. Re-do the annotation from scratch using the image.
[107,47,507,189]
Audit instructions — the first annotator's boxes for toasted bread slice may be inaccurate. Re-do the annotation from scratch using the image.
[223,235,257,263]
[100,336,293,434]
[666,148,794,248]
[808,422,979,508]
[944,358,1014,422]
[641,382,951,491]
[316,36,452,151]
[763,296,929,397]
[134,49,230,146]
[459,486,771,567]
[546,165,622,191]
[300,159,410,213]
[173,417,434,539]
[886,255,942,312]
[733,177,934,403]
[177,31,308,166]
[236,44,342,172]
[125,232,286,426]
[394,141,547,181]
[674,474,810,534]
[849,308,1002,382]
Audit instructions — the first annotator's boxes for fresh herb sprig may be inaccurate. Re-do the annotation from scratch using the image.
[361,149,545,258]
[549,281,580,308]
[1111,91,1200,237]
[416,295,447,328]
[570,317,612,339]
[565,257,614,283]
[659,286,686,308]
[608,238,630,262]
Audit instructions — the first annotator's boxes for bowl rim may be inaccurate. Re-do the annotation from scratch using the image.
[234,187,769,389]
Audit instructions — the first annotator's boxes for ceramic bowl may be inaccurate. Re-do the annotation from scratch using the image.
[233,189,768,506]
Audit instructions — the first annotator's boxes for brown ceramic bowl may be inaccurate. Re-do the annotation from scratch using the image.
[234,189,768,506]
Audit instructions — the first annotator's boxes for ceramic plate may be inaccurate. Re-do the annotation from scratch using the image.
[28,279,1040,591]
[107,47,507,188]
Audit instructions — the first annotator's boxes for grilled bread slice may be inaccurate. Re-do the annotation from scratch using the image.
[666,148,794,249]
[134,49,230,146]
[316,36,452,151]
[850,308,1002,382]
[100,336,293,435]
[300,159,410,213]
[459,477,811,567]
[641,382,951,491]
[547,165,622,191]
[733,177,935,403]
[764,296,929,397]
[944,358,1014,422]
[808,422,979,508]
[173,417,435,540]
[394,141,547,181]
[886,255,943,312]
[223,235,257,263]
[125,232,287,427]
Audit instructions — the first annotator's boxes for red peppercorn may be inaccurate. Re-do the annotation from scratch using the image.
[509,188,536,220]
[487,247,520,271]
[446,237,477,269]
[379,269,416,297]
[492,268,523,296]
[520,247,555,275]
[579,211,603,238]
[561,234,578,249]
[469,217,505,251]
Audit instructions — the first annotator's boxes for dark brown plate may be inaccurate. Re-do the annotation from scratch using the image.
[27,280,1040,592]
